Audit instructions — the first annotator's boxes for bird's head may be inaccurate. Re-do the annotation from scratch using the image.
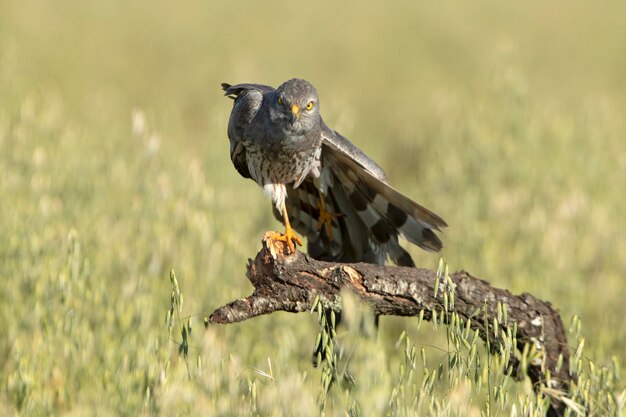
[271,78,320,133]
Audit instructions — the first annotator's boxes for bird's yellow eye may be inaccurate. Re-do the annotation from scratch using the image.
[306,101,314,111]
[278,97,284,106]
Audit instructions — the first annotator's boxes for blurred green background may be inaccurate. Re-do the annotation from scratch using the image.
[1,0,625,415]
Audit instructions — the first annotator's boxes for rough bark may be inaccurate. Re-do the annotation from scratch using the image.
[209,234,571,417]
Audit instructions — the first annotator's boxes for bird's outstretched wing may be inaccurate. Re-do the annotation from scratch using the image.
[221,83,274,179]
[279,124,447,267]
[319,122,389,183]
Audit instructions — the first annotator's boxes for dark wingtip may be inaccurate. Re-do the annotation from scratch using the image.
[426,211,448,229]
[221,83,236,100]
[421,228,444,252]
[396,248,416,267]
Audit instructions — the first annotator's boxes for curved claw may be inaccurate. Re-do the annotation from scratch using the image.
[316,198,342,241]
[267,228,302,254]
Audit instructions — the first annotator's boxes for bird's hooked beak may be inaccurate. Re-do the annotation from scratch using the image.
[290,104,300,125]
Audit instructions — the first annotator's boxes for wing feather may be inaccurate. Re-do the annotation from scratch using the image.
[320,121,388,182]
[222,83,274,179]
[321,131,447,253]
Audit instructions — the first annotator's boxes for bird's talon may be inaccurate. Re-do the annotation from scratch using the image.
[317,199,342,241]
[268,229,302,254]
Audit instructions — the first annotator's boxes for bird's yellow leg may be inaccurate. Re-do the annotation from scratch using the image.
[268,201,302,254]
[316,195,342,241]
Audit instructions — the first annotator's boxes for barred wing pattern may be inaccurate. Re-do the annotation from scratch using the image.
[276,127,447,267]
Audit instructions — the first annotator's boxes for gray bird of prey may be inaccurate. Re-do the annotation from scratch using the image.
[221,78,446,269]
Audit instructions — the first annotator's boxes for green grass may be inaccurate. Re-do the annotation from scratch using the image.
[1,0,625,415]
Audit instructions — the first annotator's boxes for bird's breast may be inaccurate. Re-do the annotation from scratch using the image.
[244,140,321,187]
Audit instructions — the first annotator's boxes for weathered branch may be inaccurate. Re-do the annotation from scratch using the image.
[210,234,571,417]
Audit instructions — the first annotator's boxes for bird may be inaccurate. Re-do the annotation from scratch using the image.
[222,78,446,365]
[221,78,448,360]
[222,78,446,267]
